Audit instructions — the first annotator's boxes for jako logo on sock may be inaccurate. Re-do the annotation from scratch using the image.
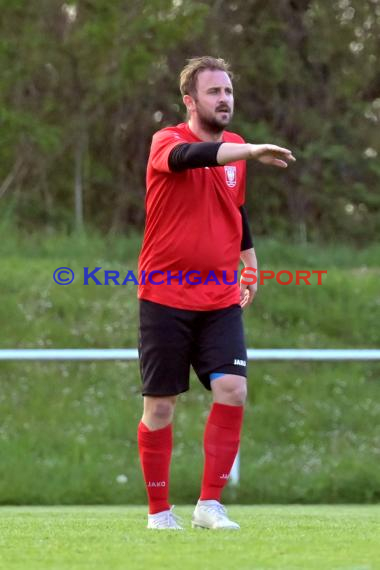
[147,481,166,487]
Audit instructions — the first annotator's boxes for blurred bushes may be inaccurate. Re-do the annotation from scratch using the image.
[0,0,379,242]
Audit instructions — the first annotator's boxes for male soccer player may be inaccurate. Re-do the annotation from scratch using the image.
[137,56,295,529]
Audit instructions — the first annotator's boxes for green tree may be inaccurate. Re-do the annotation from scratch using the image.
[0,0,379,243]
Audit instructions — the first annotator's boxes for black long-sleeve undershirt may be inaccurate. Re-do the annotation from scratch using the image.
[169,142,222,172]
[240,205,254,251]
[168,142,254,251]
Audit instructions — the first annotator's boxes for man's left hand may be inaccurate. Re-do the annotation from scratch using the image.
[239,280,257,309]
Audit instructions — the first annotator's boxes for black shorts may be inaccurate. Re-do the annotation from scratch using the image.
[138,299,247,396]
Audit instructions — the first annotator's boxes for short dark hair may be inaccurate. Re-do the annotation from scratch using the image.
[179,56,233,97]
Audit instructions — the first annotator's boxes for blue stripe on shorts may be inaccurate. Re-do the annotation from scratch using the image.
[210,372,226,381]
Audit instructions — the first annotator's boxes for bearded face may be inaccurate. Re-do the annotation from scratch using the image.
[185,69,235,136]
[193,96,233,134]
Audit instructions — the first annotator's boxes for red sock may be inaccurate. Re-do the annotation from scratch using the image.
[137,421,172,514]
[200,403,244,501]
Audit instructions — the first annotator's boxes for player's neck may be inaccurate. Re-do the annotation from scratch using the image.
[187,118,224,143]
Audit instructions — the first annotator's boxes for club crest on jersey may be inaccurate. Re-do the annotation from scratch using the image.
[224,165,237,188]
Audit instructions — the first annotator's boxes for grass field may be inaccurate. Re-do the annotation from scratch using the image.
[0,229,379,504]
[1,505,379,570]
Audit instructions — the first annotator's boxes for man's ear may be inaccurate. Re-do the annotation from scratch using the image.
[183,94,195,115]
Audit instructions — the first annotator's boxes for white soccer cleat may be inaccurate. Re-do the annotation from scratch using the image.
[147,506,184,530]
[191,500,240,530]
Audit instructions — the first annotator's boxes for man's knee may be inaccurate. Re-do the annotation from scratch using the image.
[151,399,175,421]
[142,396,176,429]
[228,381,247,406]
[212,375,247,406]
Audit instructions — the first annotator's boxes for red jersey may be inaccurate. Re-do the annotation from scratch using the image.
[138,122,247,310]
